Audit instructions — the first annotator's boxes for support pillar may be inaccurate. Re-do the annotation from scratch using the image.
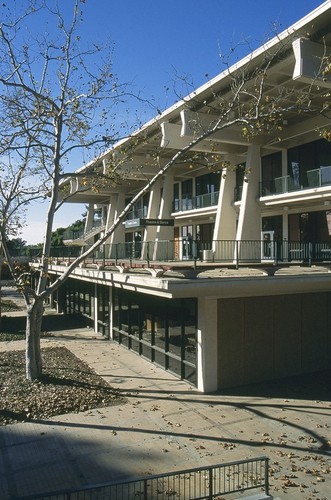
[197,297,218,392]
[236,145,261,241]
[213,168,237,260]
[143,175,174,260]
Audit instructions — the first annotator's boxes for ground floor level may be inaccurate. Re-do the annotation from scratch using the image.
[44,267,331,393]
[1,331,330,500]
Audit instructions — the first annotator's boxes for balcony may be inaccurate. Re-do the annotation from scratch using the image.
[260,166,331,197]
[172,191,219,212]
[48,239,331,266]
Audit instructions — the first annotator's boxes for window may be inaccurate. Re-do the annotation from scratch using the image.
[261,152,282,195]
[112,289,197,385]
[288,139,331,188]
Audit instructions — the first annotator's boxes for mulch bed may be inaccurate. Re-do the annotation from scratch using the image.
[0,346,125,425]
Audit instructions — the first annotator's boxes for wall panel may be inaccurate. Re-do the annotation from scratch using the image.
[217,292,331,389]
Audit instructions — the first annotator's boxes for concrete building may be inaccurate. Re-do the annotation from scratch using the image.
[44,1,331,392]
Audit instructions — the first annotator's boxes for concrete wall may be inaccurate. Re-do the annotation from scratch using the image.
[217,292,331,389]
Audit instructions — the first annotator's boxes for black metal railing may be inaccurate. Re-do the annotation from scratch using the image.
[20,456,270,500]
[44,239,331,267]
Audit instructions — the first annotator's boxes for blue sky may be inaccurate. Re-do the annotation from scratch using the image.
[20,0,325,244]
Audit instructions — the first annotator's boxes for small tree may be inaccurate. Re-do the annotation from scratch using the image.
[0,1,329,381]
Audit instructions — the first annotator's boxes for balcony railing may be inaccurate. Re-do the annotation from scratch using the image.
[63,221,105,243]
[173,191,219,212]
[62,228,84,241]
[46,239,331,266]
[260,165,331,197]
[126,206,148,220]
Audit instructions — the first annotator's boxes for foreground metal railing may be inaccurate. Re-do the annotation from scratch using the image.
[20,456,270,500]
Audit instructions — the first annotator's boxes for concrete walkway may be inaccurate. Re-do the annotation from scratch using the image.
[0,302,330,498]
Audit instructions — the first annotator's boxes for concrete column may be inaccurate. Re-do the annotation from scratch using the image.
[159,174,174,222]
[197,297,218,392]
[236,145,261,241]
[144,175,174,260]
[85,203,94,232]
[213,168,237,260]
[106,192,126,246]
[144,179,162,242]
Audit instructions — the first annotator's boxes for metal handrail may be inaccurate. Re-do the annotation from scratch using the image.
[173,191,220,212]
[19,456,270,500]
[46,239,331,265]
[260,166,331,196]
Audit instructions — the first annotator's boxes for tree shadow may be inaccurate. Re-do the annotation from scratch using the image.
[0,424,159,500]
[42,313,89,331]
[218,369,331,402]
[1,313,88,334]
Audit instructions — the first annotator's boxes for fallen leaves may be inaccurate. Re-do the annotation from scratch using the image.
[0,346,125,425]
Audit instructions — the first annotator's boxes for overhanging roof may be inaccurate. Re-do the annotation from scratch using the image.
[63,1,331,202]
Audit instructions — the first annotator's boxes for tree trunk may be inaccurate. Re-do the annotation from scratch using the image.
[25,298,43,381]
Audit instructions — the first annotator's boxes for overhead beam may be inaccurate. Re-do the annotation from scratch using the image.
[292,37,331,88]
[180,109,250,146]
[160,121,247,154]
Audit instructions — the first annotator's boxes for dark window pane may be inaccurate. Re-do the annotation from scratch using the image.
[168,356,182,378]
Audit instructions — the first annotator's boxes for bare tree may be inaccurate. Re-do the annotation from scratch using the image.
[0,0,146,379]
[0,0,329,381]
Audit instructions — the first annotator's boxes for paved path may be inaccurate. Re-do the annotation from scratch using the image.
[0,289,330,499]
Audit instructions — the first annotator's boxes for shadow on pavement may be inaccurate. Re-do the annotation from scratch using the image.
[2,313,88,333]
[218,369,331,402]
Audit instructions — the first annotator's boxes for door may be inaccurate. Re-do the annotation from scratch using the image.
[261,231,274,260]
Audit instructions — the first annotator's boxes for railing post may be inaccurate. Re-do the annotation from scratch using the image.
[143,478,148,500]
[208,466,213,499]
[264,457,269,495]
[147,241,150,267]
[235,240,239,269]
[115,243,118,265]
[308,242,312,266]
[274,240,278,265]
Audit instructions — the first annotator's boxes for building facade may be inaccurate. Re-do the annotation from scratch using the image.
[43,2,331,392]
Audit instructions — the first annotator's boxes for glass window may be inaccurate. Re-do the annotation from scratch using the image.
[112,288,197,385]
[261,152,282,195]
[195,172,221,196]
[182,179,193,197]
[288,139,331,188]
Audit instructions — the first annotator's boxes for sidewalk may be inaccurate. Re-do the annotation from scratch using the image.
[0,304,330,498]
